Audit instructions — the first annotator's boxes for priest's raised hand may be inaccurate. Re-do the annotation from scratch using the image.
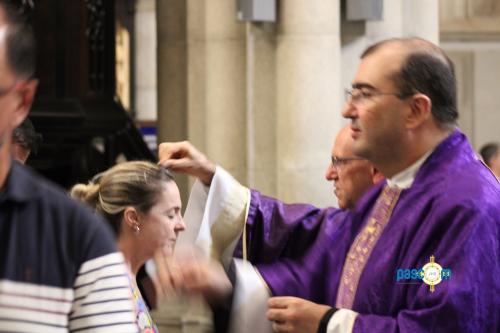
[158,141,216,186]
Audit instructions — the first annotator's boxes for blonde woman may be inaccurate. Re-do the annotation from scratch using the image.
[71,161,185,332]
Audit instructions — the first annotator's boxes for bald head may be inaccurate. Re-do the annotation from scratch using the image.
[325,126,382,210]
[334,126,355,157]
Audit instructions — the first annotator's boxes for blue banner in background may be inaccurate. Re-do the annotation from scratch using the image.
[139,125,157,155]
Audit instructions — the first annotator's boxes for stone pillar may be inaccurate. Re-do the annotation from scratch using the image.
[365,0,438,43]
[471,50,500,148]
[134,0,157,121]
[156,0,189,203]
[440,0,500,150]
[275,0,342,206]
[402,0,439,43]
[245,23,277,196]
[188,0,248,183]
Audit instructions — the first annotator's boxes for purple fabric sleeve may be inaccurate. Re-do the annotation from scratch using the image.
[233,190,350,264]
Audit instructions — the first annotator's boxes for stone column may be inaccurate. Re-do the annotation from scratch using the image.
[156,0,189,203]
[440,0,500,149]
[402,0,439,43]
[363,0,438,43]
[134,0,157,121]
[275,0,342,206]
[187,0,248,183]
[245,22,277,196]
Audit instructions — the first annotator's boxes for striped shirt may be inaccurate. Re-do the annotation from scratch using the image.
[0,162,138,332]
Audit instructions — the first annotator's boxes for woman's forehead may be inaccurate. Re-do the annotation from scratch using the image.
[158,181,182,207]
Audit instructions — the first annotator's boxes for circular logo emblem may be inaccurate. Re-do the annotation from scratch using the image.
[422,262,442,287]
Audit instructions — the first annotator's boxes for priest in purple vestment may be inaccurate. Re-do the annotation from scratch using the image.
[159,37,500,333]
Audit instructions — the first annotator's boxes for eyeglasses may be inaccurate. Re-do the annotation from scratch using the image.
[331,155,366,170]
[344,87,408,106]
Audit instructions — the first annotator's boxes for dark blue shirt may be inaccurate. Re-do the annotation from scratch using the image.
[0,162,138,332]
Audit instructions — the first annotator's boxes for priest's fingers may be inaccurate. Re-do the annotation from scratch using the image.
[150,274,165,302]
[158,141,215,185]
[164,256,186,290]
[271,320,292,333]
[174,258,232,301]
[153,250,174,298]
[158,142,195,173]
[268,296,296,309]
[178,263,203,290]
[266,308,288,322]
[269,298,331,333]
[158,142,190,161]
[158,157,191,172]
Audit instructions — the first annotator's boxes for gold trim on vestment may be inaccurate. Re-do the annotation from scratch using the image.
[242,188,251,262]
[335,185,402,309]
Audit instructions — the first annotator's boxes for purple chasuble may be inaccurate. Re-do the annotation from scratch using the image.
[237,129,500,332]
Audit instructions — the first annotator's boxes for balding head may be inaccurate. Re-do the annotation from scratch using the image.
[362,38,457,128]
[325,126,382,210]
[362,38,451,64]
[334,126,355,157]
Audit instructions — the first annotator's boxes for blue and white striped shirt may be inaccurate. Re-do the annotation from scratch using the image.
[0,162,138,332]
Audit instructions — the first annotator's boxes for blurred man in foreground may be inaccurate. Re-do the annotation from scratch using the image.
[0,1,137,331]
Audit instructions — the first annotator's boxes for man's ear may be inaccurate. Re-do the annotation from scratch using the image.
[371,167,385,184]
[123,206,140,230]
[12,79,38,128]
[406,93,432,130]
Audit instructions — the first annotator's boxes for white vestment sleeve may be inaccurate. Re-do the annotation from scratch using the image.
[326,309,358,333]
[180,166,251,268]
[228,259,273,333]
